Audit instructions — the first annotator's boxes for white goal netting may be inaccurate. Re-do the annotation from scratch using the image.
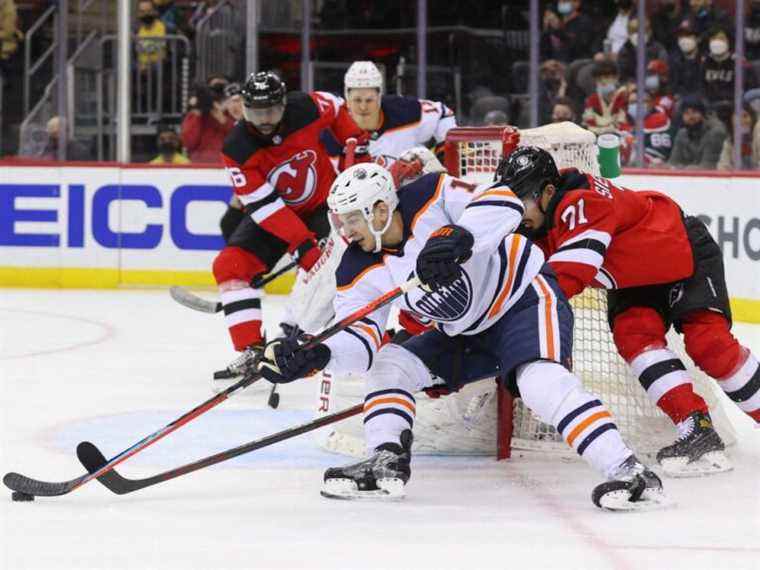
[316,122,736,459]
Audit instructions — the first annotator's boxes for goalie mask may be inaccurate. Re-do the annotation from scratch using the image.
[328,163,398,253]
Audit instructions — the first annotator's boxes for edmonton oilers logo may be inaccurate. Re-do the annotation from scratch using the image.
[405,271,473,322]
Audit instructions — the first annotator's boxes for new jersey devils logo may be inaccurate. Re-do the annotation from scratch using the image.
[268,150,317,205]
[405,271,474,322]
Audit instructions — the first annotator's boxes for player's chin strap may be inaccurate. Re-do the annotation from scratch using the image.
[363,207,394,253]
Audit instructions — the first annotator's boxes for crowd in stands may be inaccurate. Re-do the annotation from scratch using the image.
[5,0,760,171]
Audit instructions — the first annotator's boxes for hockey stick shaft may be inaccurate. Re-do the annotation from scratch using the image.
[78,403,364,494]
[4,277,418,497]
[344,137,358,168]
[170,260,299,314]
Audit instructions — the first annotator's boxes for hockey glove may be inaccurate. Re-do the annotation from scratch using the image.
[416,224,474,290]
[292,238,322,272]
[259,335,331,384]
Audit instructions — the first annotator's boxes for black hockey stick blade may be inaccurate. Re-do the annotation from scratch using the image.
[77,403,364,496]
[169,286,222,314]
[3,471,88,497]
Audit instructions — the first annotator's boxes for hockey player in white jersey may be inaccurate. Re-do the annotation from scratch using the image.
[324,61,457,167]
[258,163,668,511]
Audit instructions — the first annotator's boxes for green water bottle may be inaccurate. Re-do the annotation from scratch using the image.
[597,133,621,178]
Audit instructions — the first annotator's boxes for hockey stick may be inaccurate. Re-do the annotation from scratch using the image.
[170,260,299,314]
[3,276,419,498]
[77,403,364,495]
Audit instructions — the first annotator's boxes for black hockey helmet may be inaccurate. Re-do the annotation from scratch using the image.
[241,71,286,109]
[495,146,560,201]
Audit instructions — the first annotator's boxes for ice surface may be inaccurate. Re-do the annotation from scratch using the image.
[1,289,759,570]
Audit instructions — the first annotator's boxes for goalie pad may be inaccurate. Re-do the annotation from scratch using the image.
[284,233,347,334]
[389,146,447,187]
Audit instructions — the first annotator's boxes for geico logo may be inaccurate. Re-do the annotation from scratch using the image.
[698,215,760,261]
[0,183,231,251]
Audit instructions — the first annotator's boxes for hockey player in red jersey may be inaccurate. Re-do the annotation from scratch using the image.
[497,146,760,476]
[212,71,366,377]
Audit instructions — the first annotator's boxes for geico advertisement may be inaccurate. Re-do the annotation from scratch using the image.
[0,166,231,271]
[619,173,760,302]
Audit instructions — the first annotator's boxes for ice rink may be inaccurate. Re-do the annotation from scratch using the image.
[1,288,759,570]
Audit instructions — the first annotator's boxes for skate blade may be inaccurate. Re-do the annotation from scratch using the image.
[320,478,405,501]
[597,488,673,512]
[659,450,733,478]
[210,375,267,395]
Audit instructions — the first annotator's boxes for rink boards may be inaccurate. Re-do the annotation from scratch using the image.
[0,162,758,321]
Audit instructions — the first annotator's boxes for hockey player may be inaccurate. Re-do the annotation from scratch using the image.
[497,146,760,476]
[326,61,457,167]
[212,71,366,378]
[257,162,666,510]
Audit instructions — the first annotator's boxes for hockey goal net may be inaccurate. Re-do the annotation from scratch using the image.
[316,122,736,460]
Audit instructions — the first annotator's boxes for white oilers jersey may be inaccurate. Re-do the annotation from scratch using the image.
[366,95,456,165]
[324,173,545,374]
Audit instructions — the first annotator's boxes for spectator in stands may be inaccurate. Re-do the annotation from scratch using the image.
[37,116,91,161]
[551,96,577,123]
[136,0,166,72]
[702,28,758,108]
[153,0,179,34]
[645,59,675,118]
[669,21,704,100]
[717,103,760,170]
[651,0,684,52]
[0,0,22,76]
[540,1,594,63]
[668,96,726,169]
[180,74,234,163]
[149,127,190,164]
[603,0,636,56]
[582,60,629,135]
[624,89,674,166]
[538,59,568,124]
[746,0,760,61]
[683,0,731,50]
[483,110,509,126]
[223,82,244,122]
[617,18,668,83]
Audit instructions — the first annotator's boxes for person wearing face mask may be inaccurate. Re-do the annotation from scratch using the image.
[582,60,629,136]
[717,103,760,170]
[684,0,730,48]
[669,22,704,100]
[616,17,668,83]
[644,59,674,118]
[668,96,726,169]
[746,0,760,60]
[701,28,758,107]
[540,0,594,62]
[622,89,674,165]
[551,97,577,123]
[181,74,235,163]
[135,0,166,72]
[149,127,190,164]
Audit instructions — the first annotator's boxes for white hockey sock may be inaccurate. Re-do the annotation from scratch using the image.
[363,344,432,451]
[628,348,694,407]
[718,352,760,419]
[516,361,632,479]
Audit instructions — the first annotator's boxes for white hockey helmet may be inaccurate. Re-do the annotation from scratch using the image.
[344,61,383,100]
[328,163,398,253]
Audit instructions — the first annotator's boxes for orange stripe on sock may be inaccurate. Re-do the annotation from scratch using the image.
[364,397,416,415]
[566,411,612,447]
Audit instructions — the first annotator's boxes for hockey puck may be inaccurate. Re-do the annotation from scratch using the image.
[11,491,34,502]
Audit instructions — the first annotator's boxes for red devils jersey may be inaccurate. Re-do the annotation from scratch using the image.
[221,91,360,250]
[536,169,694,299]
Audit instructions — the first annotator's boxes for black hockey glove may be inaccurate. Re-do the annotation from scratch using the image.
[416,224,474,290]
[259,335,331,384]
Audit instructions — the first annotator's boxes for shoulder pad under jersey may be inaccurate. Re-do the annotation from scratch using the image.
[335,244,384,290]
[380,95,423,131]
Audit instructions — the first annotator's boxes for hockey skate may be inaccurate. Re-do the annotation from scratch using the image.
[592,455,670,512]
[321,430,412,501]
[211,344,265,393]
[656,411,732,478]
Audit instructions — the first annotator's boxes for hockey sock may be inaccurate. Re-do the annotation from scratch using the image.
[220,282,263,351]
[629,348,707,424]
[516,361,631,479]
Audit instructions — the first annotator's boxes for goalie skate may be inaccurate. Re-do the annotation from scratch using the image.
[656,412,732,478]
[592,455,670,512]
[321,431,412,501]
